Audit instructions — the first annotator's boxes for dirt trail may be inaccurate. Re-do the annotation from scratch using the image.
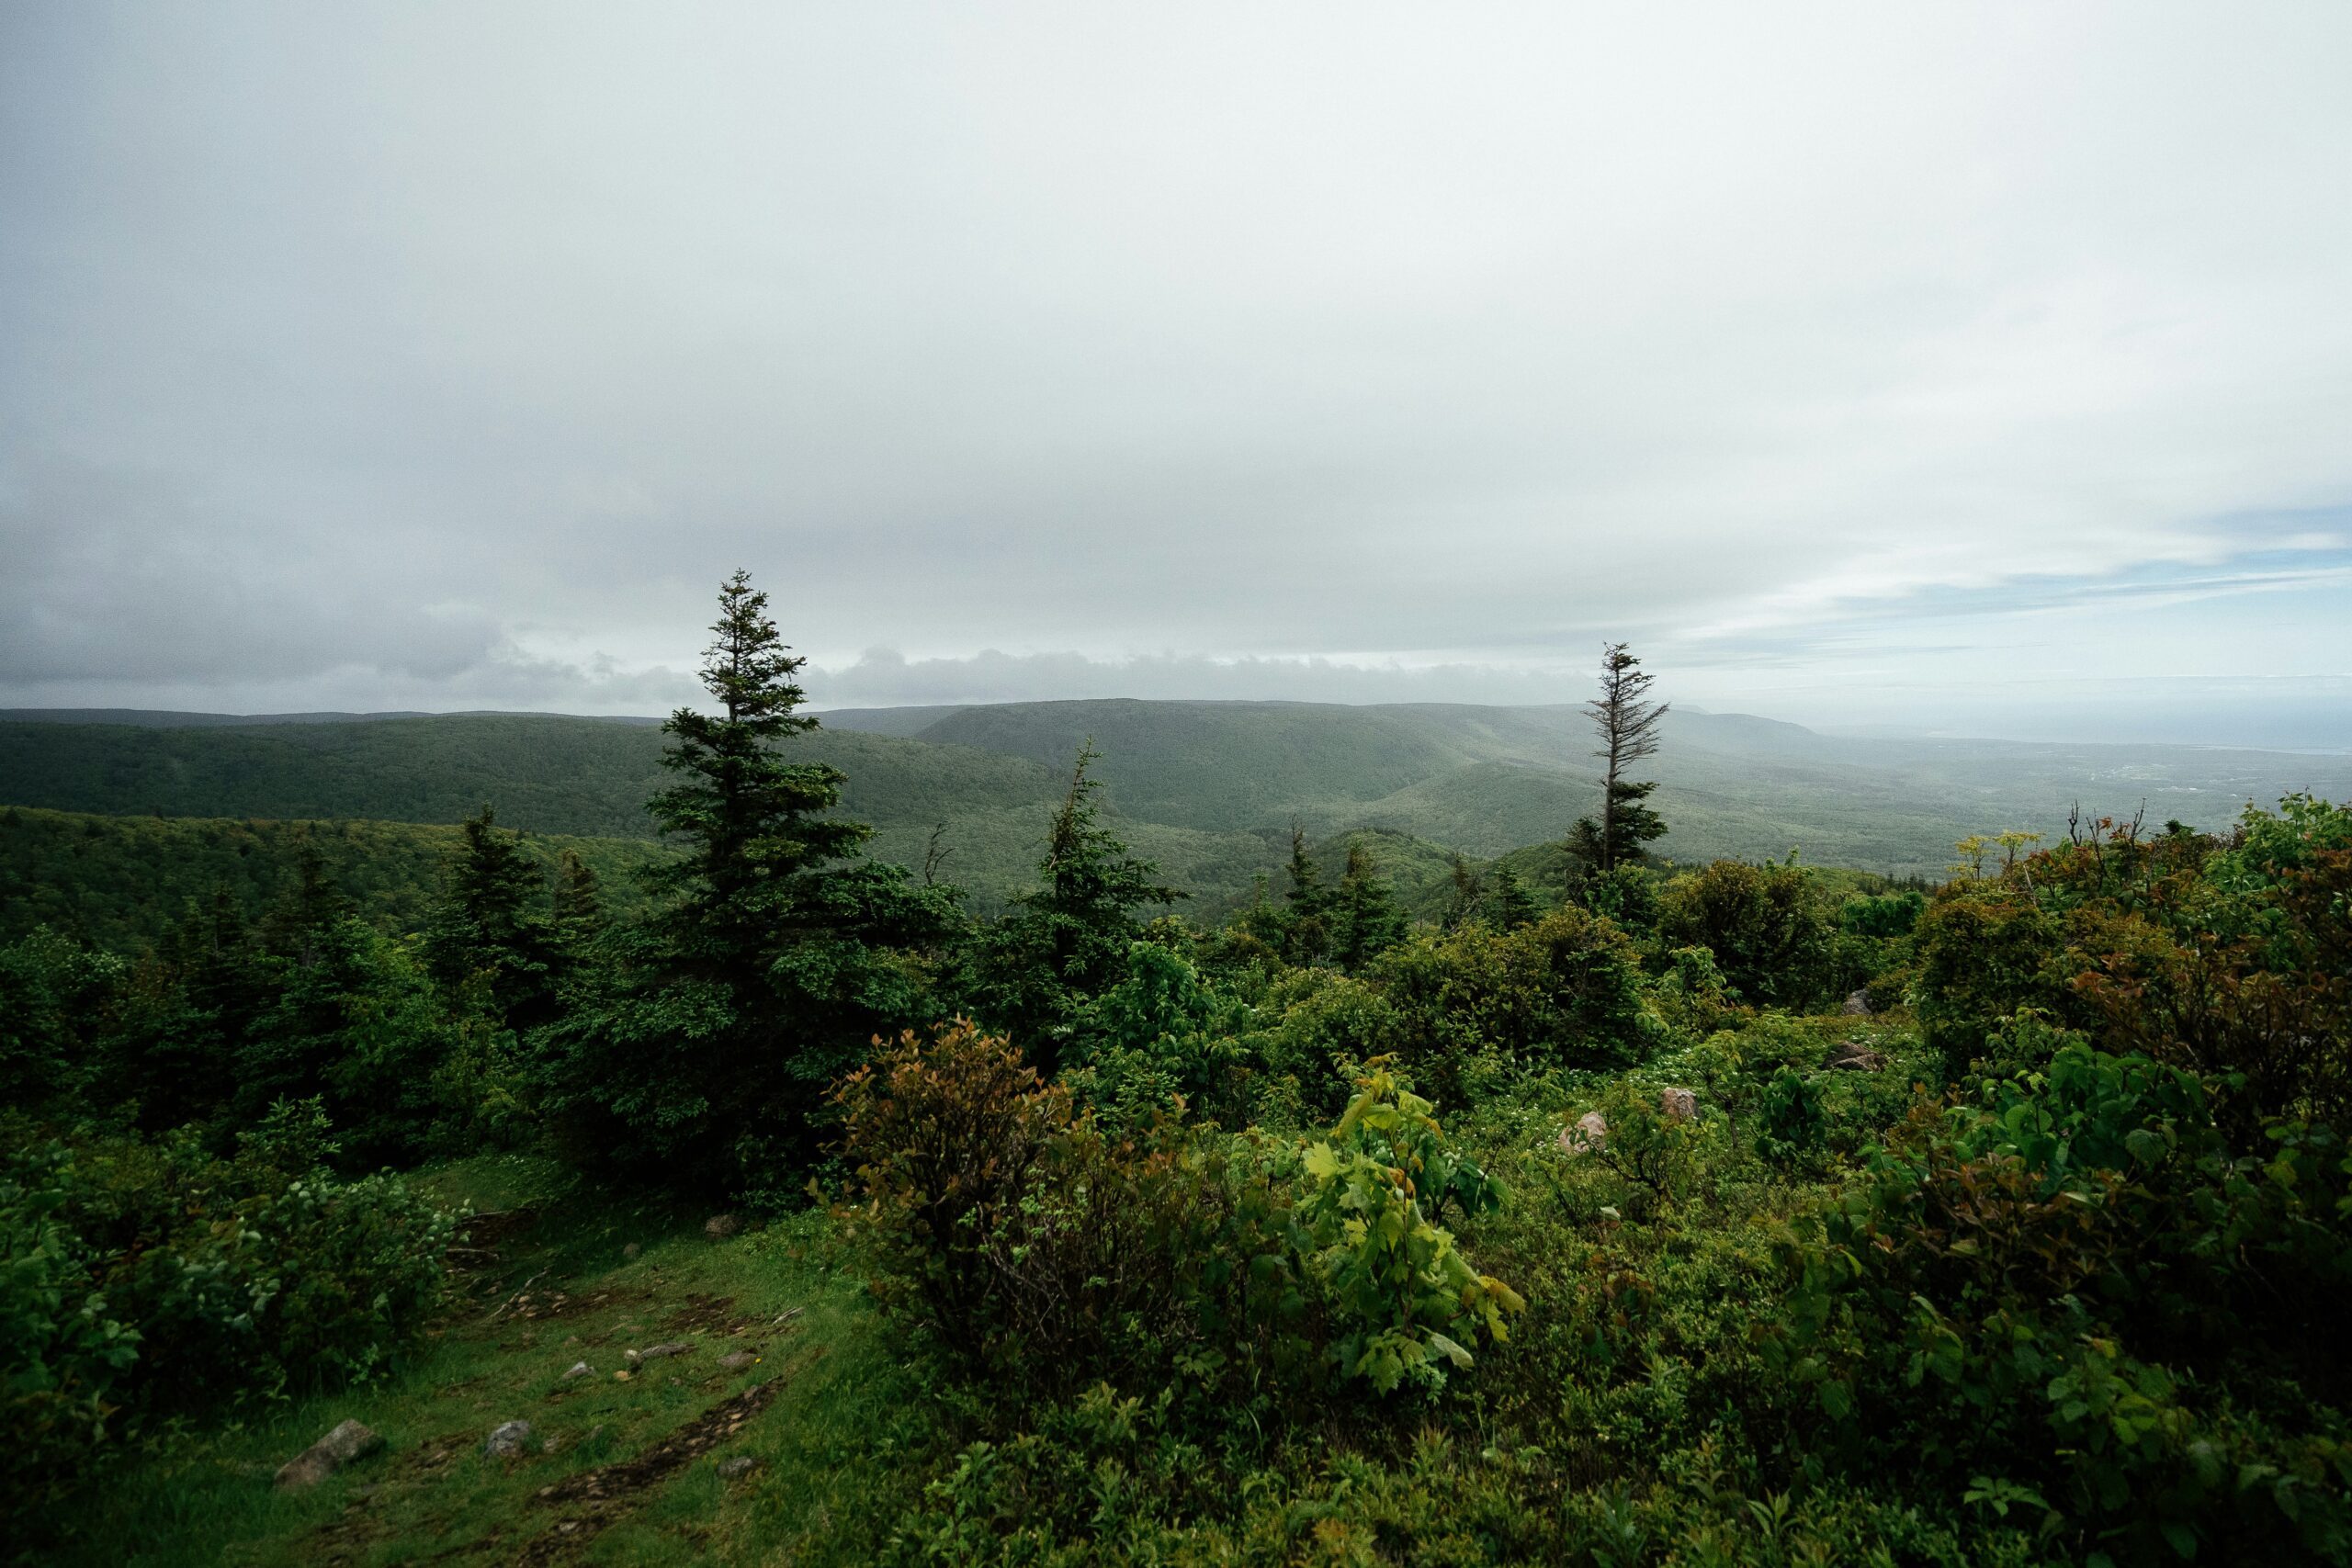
[514,1348,823,1563]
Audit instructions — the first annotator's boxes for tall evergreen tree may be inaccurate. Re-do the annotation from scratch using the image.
[425,805,559,1028]
[1483,864,1541,930]
[980,741,1182,1065]
[1442,852,1486,932]
[649,570,870,963]
[548,849,604,954]
[1572,642,1669,873]
[1282,824,1333,964]
[1331,840,1408,972]
[544,570,959,1182]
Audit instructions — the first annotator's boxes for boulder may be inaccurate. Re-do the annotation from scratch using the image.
[274,1419,384,1490]
[1658,1088,1698,1122]
[705,1214,741,1241]
[1842,989,1874,1017]
[482,1420,537,1458]
[638,1340,693,1362]
[718,1349,758,1372]
[1558,1111,1609,1155]
[1826,1043,1885,1072]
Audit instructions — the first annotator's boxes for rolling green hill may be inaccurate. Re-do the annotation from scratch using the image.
[6,703,2346,936]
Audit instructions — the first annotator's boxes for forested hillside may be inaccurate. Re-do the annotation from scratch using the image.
[9,579,2348,1565]
[8,703,2344,906]
[0,807,674,950]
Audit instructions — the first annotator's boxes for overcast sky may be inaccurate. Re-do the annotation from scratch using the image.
[3,3,2347,745]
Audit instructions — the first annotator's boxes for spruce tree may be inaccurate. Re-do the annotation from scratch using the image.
[425,805,558,1028]
[1282,824,1333,964]
[1442,852,1486,932]
[1482,864,1541,930]
[548,849,604,954]
[1331,840,1407,971]
[981,741,1181,1064]
[1572,642,1669,873]
[649,570,869,965]
[546,570,959,1183]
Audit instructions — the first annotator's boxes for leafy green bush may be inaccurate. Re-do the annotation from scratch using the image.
[835,1022,1304,1402]
[1377,905,1649,1103]
[1771,1043,2352,1562]
[3,1105,455,1507]
[2,1145,141,1509]
[1657,859,1837,1011]
[1752,1066,1825,1168]
[1295,1064,1521,1393]
[1062,941,1258,1128]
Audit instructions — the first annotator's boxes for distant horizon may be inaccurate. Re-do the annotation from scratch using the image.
[6,691,2346,758]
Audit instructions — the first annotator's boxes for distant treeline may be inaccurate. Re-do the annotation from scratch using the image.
[0,806,673,951]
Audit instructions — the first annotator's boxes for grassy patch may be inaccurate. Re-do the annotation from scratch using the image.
[58,1156,937,1566]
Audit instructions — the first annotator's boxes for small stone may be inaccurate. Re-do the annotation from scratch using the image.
[716,1456,761,1480]
[622,1242,642,1260]
[638,1341,693,1362]
[560,1360,593,1382]
[705,1214,741,1241]
[1658,1087,1697,1122]
[1558,1110,1608,1155]
[623,1348,642,1367]
[274,1418,383,1490]
[614,1370,632,1382]
[482,1420,536,1458]
[718,1350,757,1372]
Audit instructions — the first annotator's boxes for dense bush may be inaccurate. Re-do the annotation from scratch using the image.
[1916,796,2352,1127]
[1295,1064,1521,1393]
[1376,905,1649,1102]
[1657,858,1837,1010]
[1772,1043,2352,1562]
[834,1022,1304,1402]
[2,1101,456,1506]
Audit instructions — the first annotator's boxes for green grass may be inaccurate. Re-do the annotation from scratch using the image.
[62,1156,938,1566]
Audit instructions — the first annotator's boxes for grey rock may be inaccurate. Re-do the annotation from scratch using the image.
[638,1340,693,1362]
[274,1418,384,1489]
[1558,1110,1608,1155]
[1842,989,1875,1017]
[560,1360,593,1381]
[718,1349,758,1372]
[705,1213,741,1241]
[716,1456,762,1480]
[1658,1087,1698,1122]
[482,1420,537,1458]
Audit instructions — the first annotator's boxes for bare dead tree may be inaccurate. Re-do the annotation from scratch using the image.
[922,822,955,886]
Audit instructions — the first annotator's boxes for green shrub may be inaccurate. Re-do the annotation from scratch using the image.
[835,1022,1303,1402]
[1295,1063,1522,1393]
[1063,941,1257,1129]
[3,1109,455,1510]
[1753,1066,1826,1169]
[1771,1044,2352,1562]
[1657,859,1837,1011]
[1377,905,1649,1103]
[1,1145,141,1509]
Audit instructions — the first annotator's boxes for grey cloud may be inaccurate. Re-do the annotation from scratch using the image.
[2,4,2349,739]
